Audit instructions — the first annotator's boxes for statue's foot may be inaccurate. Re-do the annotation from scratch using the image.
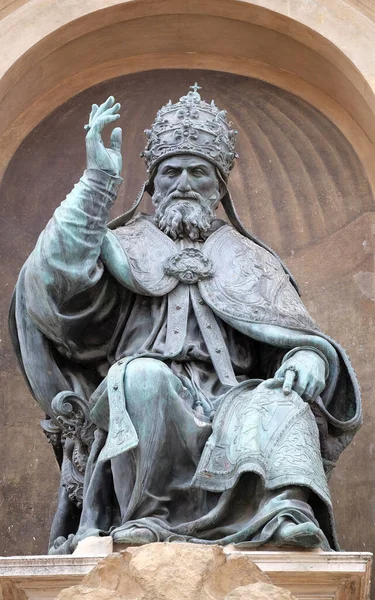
[276,522,326,549]
[112,526,157,545]
[48,534,75,555]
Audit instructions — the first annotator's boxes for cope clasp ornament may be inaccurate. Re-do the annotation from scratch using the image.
[164,248,214,284]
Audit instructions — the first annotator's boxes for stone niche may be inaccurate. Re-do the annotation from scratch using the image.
[1,69,374,561]
[0,543,372,600]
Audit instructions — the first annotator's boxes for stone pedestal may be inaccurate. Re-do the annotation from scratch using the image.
[0,545,372,600]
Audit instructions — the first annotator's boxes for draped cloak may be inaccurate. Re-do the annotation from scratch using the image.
[9,169,362,551]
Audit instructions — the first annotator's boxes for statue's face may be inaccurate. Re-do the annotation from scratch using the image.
[153,155,221,203]
[152,154,224,240]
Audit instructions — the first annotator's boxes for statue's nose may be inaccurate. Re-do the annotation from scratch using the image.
[176,170,191,192]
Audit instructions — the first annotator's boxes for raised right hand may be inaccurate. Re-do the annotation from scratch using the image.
[85,96,122,177]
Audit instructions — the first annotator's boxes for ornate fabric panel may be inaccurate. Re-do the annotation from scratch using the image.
[111,215,178,295]
[199,226,318,331]
[193,379,330,507]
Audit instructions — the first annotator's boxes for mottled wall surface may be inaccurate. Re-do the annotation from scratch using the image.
[0,70,373,556]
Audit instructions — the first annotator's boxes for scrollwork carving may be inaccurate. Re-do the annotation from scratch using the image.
[46,391,95,507]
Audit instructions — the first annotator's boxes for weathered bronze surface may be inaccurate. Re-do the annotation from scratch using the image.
[9,84,362,554]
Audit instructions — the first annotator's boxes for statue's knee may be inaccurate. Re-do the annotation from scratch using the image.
[124,358,170,395]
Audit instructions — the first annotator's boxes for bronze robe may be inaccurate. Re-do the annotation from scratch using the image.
[9,169,362,551]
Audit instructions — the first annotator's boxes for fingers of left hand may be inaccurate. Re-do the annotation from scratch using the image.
[299,378,323,403]
[283,369,296,395]
[302,383,316,403]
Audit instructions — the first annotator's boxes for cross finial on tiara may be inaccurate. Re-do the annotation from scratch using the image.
[190,82,202,93]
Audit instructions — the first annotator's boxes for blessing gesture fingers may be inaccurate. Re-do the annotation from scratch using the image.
[85,96,123,177]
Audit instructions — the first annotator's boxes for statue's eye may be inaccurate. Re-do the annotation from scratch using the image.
[193,168,206,176]
[164,168,178,176]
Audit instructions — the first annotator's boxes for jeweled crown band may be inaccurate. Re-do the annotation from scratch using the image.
[141,83,238,179]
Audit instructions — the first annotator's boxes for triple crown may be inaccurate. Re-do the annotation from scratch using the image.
[142,83,238,179]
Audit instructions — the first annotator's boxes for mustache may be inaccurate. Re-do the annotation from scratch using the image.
[153,191,215,241]
[155,190,203,208]
[170,191,201,200]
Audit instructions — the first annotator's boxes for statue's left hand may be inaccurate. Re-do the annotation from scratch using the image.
[85,96,122,177]
[275,350,326,403]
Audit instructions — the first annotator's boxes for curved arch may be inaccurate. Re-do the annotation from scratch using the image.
[0,0,375,194]
[2,69,372,256]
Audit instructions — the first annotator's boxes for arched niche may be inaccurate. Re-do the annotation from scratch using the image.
[0,70,374,558]
[1,70,373,257]
[0,3,374,560]
[0,0,375,196]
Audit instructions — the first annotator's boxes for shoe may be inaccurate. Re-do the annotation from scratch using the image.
[276,521,326,548]
[112,526,157,545]
[48,534,75,555]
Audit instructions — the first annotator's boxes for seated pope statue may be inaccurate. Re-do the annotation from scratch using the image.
[9,85,362,554]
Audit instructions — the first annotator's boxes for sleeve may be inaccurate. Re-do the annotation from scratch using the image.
[24,169,125,358]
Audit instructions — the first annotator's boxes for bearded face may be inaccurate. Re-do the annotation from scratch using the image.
[152,155,224,241]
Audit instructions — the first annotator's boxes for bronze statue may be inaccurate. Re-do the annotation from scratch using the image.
[9,85,362,554]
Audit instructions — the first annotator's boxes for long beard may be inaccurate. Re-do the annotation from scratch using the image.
[153,191,216,241]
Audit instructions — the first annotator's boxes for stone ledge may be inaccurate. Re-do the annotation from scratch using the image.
[0,548,372,600]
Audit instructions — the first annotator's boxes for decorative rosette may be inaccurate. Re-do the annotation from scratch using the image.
[164,248,214,284]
